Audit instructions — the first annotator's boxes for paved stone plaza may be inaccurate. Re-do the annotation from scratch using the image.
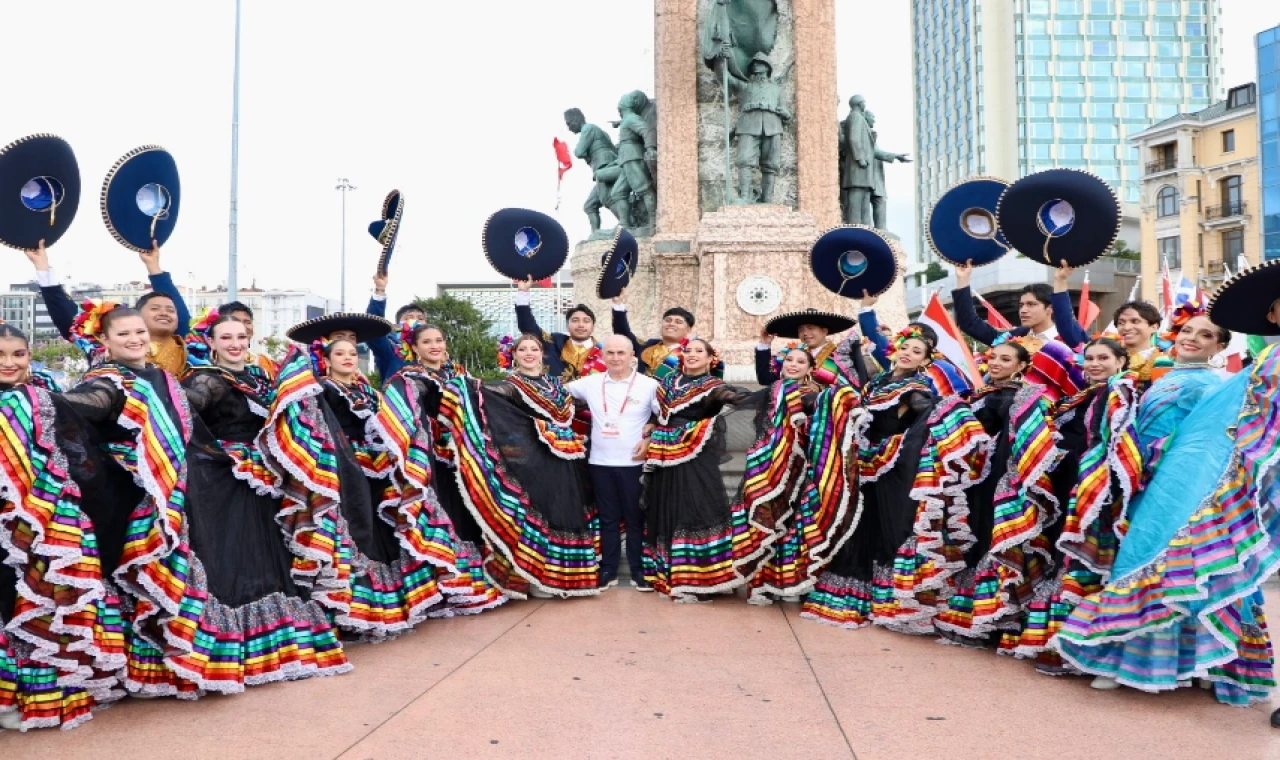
[3,588,1276,759]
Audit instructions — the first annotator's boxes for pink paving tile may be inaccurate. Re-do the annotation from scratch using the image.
[338,590,854,759]
[0,601,538,760]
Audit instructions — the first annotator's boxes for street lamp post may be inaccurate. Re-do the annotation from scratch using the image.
[335,177,357,311]
[227,0,242,301]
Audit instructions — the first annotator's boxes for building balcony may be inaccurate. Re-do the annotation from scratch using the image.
[1145,157,1177,175]
[1204,202,1247,221]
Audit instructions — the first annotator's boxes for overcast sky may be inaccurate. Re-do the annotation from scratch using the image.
[1,1,1268,310]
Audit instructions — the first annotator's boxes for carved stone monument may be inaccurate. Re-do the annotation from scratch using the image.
[570,0,909,379]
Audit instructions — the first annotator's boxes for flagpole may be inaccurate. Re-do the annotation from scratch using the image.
[227,0,242,301]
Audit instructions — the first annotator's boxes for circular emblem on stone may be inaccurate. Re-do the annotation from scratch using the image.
[736,275,783,316]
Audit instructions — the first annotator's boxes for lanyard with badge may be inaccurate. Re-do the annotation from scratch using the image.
[600,372,638,438]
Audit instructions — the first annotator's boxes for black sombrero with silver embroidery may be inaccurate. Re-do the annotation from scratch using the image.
[286,312,394,345]
[0,134,81,251]
[927,176,1011,267]
[809,225,899,299]
[996,168,1119,268]
[596,227,638,300]
[482,207,569,281]
[369,189,403,275]
[766,309,855,339]
[101,146,181,252]
[1208,259,1280,337]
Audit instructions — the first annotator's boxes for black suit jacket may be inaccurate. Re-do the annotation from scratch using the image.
[951,286,1031,346]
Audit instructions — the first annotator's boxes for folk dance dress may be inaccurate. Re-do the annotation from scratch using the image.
[1054,350,1280,705]
[739,378,866,604]
[179,366,351,680]
[642,373,773,599]
[379,362,505,613]
[0,373,124,730]
[432,371,601,598]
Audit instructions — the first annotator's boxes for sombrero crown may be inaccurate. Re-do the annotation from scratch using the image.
[809,225,900,299]
[927,176,1011,267]
[1209,259,1280,337]
[286,312,393,345]
[996,168,1119,268]
[597,227,638,300]
[368,189,403,275]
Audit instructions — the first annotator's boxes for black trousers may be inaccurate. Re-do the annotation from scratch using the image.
[590,464,644,581]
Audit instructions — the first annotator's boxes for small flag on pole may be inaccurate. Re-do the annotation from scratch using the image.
[553,137,573,210]
[919,292,983,387]
[975,292,1014,331]
[1077,270,1100,330]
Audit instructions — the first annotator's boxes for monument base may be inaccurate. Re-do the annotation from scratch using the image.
[571,204,908,380]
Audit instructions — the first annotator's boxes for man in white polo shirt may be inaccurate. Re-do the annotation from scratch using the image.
[567,335,659,591]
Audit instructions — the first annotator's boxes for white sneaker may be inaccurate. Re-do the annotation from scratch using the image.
[0,711,22,730]
[1090,676,1120,691]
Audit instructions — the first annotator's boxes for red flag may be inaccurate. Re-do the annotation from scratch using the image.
[975,292,1014,331]
[535,277,553,288]
[553,138,573,180]
[1077,272,1100,330]
[1160,258,1173,317]
[919,293,983,387]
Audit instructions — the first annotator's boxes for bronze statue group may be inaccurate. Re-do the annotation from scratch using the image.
[2,138,1280,733]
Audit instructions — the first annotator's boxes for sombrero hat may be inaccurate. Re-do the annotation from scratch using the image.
[482,208,569,281]
[996,168,1120,268]
[765,308,854,339]
[101,146,181,252]
[927,176,1011,267]
[809,225,899,299]
[1209,259,1280,336]
[0,134,81,251]
[369,189,403,275]
[286,312,394,345]
[1024,340,1084,402]
[596,227,638,300]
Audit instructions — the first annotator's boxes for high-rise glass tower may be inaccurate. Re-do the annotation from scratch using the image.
[912,0,1222,264]
[1260,23,1280,261]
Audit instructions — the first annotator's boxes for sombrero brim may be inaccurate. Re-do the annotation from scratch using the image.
[596,227,638,300]
[370,189,402,275]
[0,134,81,251]
[809,225,899,299]
[996,168,1119,268]
[765,310,854,339]
[286,312,394,345]
[927,176,1011,267]
[101,146,181,253]
[1209,260,1280,336]
[482,207,569,281]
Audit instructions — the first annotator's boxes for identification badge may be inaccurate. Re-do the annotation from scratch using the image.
[600,418,620,438]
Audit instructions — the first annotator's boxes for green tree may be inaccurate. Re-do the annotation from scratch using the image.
[31,342,83,368]
[1109,239,1139,260]
[411,292,502,380]
[923,260,947,283]
[261,335,290,362]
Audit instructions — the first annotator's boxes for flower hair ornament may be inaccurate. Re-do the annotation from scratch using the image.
[1158,298,1208,353]
[771,340,807,377]
[185,308,221,366]
[70,299,122,358]
[677,336,722,373]
[496,335,515,370]
[887,325,935,360]
[393,320,422,363]
[308,337,334,377]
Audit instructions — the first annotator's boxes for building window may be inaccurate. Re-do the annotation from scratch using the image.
[1125,103,1148,119]
[1060,144,1085,160]
[1090,61,1114,77]
[1124,82,1150,99]
[1157,83,1182,99]
[1061,122,1087,139]
[1153,21,1177,36]
[1155,103,1179,119]
[1185,22,1205,36]
[1095,123,1119,138]
[1223,229,1245,261]
[1058,61,1082,77]
[1121,21,1144,36]
[1090,0,1115,12]
[1057,20,1082,35]
[1158,236,1181,268]
[1157,185,1179,217]
[1191,83,1208,99]
[1058,0,1083,13]
[1154,1,1178,15]
[1222,130,1236,152]
[1123,62,1146,77]
[1122,1,1145,14]
[1030,144,1052,159]
[1091,40,1116,56]
[1093,81,1118,98]
[1060,82,1086,98]
[1222,175,1243,212]
[1029,0,1050,13]
[1028,60,1049,76]
[1156,42,1180,58]
[1059,40,1085,56]
[1030,81,1052,98]
[1030,40,1051,57]
[1028,19,1048,36]
[1092,103,1117,118]
[1123,41,1148,57]
[1187,0,1205,13]
[1032,123,1054,139]
[1154,62,1179,77]
[1190,42,1208,57]
[1227,85,1256,108]
[1030,102,1051,117]
[1187,63,1208,77]
[1089,21,1113,35]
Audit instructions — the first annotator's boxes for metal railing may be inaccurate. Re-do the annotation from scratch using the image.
[1145,156,1177,174]
[1204,202,1246,220]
